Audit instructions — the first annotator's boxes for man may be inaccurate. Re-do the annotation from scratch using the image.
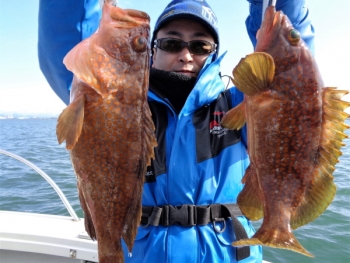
[38,0,315,262]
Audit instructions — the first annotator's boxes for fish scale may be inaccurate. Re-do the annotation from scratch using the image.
[56,3,156,263]
[221,5,350,257]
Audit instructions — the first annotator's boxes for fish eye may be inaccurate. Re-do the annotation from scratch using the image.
[131,36,147,52]
[288,29,301,45]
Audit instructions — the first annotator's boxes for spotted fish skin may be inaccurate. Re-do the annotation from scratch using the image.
[56,4,156,263]
[221,6,350,257]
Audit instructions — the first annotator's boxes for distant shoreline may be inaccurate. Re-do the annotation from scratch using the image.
[0,116,58,120]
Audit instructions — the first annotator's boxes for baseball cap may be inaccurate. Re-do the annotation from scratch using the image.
[151,0,219,55]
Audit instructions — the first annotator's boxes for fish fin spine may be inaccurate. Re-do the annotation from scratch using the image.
[321,87,350,165]
[232,52,275,96]
[290,87,349,229]
[122,101,157,252]
[142,101,157,165]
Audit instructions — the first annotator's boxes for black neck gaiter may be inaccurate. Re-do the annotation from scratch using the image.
[149,68,197,113]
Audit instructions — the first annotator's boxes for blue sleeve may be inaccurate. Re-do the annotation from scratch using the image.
[245,0,315,54]
[38,0,101,105]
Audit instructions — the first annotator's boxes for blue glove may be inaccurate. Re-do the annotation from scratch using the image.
[245,0,315,54]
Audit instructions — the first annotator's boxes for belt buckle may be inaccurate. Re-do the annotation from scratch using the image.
[169,204,195,227]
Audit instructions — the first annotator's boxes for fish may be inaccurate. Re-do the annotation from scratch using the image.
[56,3,157,263]
[221,5,350,257]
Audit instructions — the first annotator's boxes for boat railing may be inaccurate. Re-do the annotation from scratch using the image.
[0,149,80,221]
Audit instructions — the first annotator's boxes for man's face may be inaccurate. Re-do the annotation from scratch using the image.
[152,18,215,78]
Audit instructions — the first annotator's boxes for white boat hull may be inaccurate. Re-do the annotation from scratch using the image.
[0,211,98,262]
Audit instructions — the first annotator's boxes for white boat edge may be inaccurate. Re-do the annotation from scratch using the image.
[0,210,98,262]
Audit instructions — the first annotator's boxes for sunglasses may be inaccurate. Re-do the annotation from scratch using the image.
[153,38,217,55]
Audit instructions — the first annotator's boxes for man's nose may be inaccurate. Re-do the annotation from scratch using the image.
[178,46,193,63]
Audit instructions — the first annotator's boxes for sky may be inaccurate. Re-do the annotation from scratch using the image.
[0,0,349,116]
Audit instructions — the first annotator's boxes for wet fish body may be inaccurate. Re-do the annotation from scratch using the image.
[56,4,156,263]
[222,6,350,257]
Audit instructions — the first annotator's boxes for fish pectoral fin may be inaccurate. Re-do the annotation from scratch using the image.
[221,102,246,130]
[232,52,275,96]
[291,87,350,229]
[237,165,263,220]
[56,94,85,150]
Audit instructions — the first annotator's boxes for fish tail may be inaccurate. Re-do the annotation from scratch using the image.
[232,227,314,258]
[98,241,124,263]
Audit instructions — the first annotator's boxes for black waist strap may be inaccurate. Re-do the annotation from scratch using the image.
[141,203,250,261]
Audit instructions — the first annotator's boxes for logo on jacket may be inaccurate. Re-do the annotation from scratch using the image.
[209,111,228,138]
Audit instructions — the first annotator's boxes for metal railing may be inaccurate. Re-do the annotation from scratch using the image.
[0,149,80,221]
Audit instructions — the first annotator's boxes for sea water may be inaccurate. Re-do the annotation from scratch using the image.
[0,118,349,263]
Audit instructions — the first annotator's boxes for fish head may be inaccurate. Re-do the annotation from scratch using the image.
[255,6,312,75]
[64,3,151,98]
[98,4,150,60]
[93,4,151,93]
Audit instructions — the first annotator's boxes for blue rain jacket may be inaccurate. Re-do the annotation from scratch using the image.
[38,0,315,262]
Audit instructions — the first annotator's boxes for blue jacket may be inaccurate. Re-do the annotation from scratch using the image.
[128,53,262,262]
[38,1,315,262]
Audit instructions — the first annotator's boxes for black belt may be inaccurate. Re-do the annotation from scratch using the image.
[141,203,250,261]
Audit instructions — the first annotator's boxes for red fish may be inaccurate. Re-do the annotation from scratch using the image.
[221,5,350,257]
[56,3,156,263]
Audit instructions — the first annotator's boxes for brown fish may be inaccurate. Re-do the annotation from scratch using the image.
[221,5,350,257]
[56,3,157,263]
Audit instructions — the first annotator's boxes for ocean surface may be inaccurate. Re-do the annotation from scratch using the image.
[0,118,349,263]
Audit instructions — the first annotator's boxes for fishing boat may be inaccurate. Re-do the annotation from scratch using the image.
[0,149,98,263]
[0,149,272,263]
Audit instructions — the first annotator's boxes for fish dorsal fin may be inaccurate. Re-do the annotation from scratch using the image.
[121,100,157,252]
[291,88,350,229]
[56,94,85,150]
[232,52,275,96]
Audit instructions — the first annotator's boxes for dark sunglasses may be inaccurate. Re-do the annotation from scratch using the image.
[153,38,217,55]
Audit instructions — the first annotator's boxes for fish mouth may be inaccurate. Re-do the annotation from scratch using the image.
[255,6,283,52]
